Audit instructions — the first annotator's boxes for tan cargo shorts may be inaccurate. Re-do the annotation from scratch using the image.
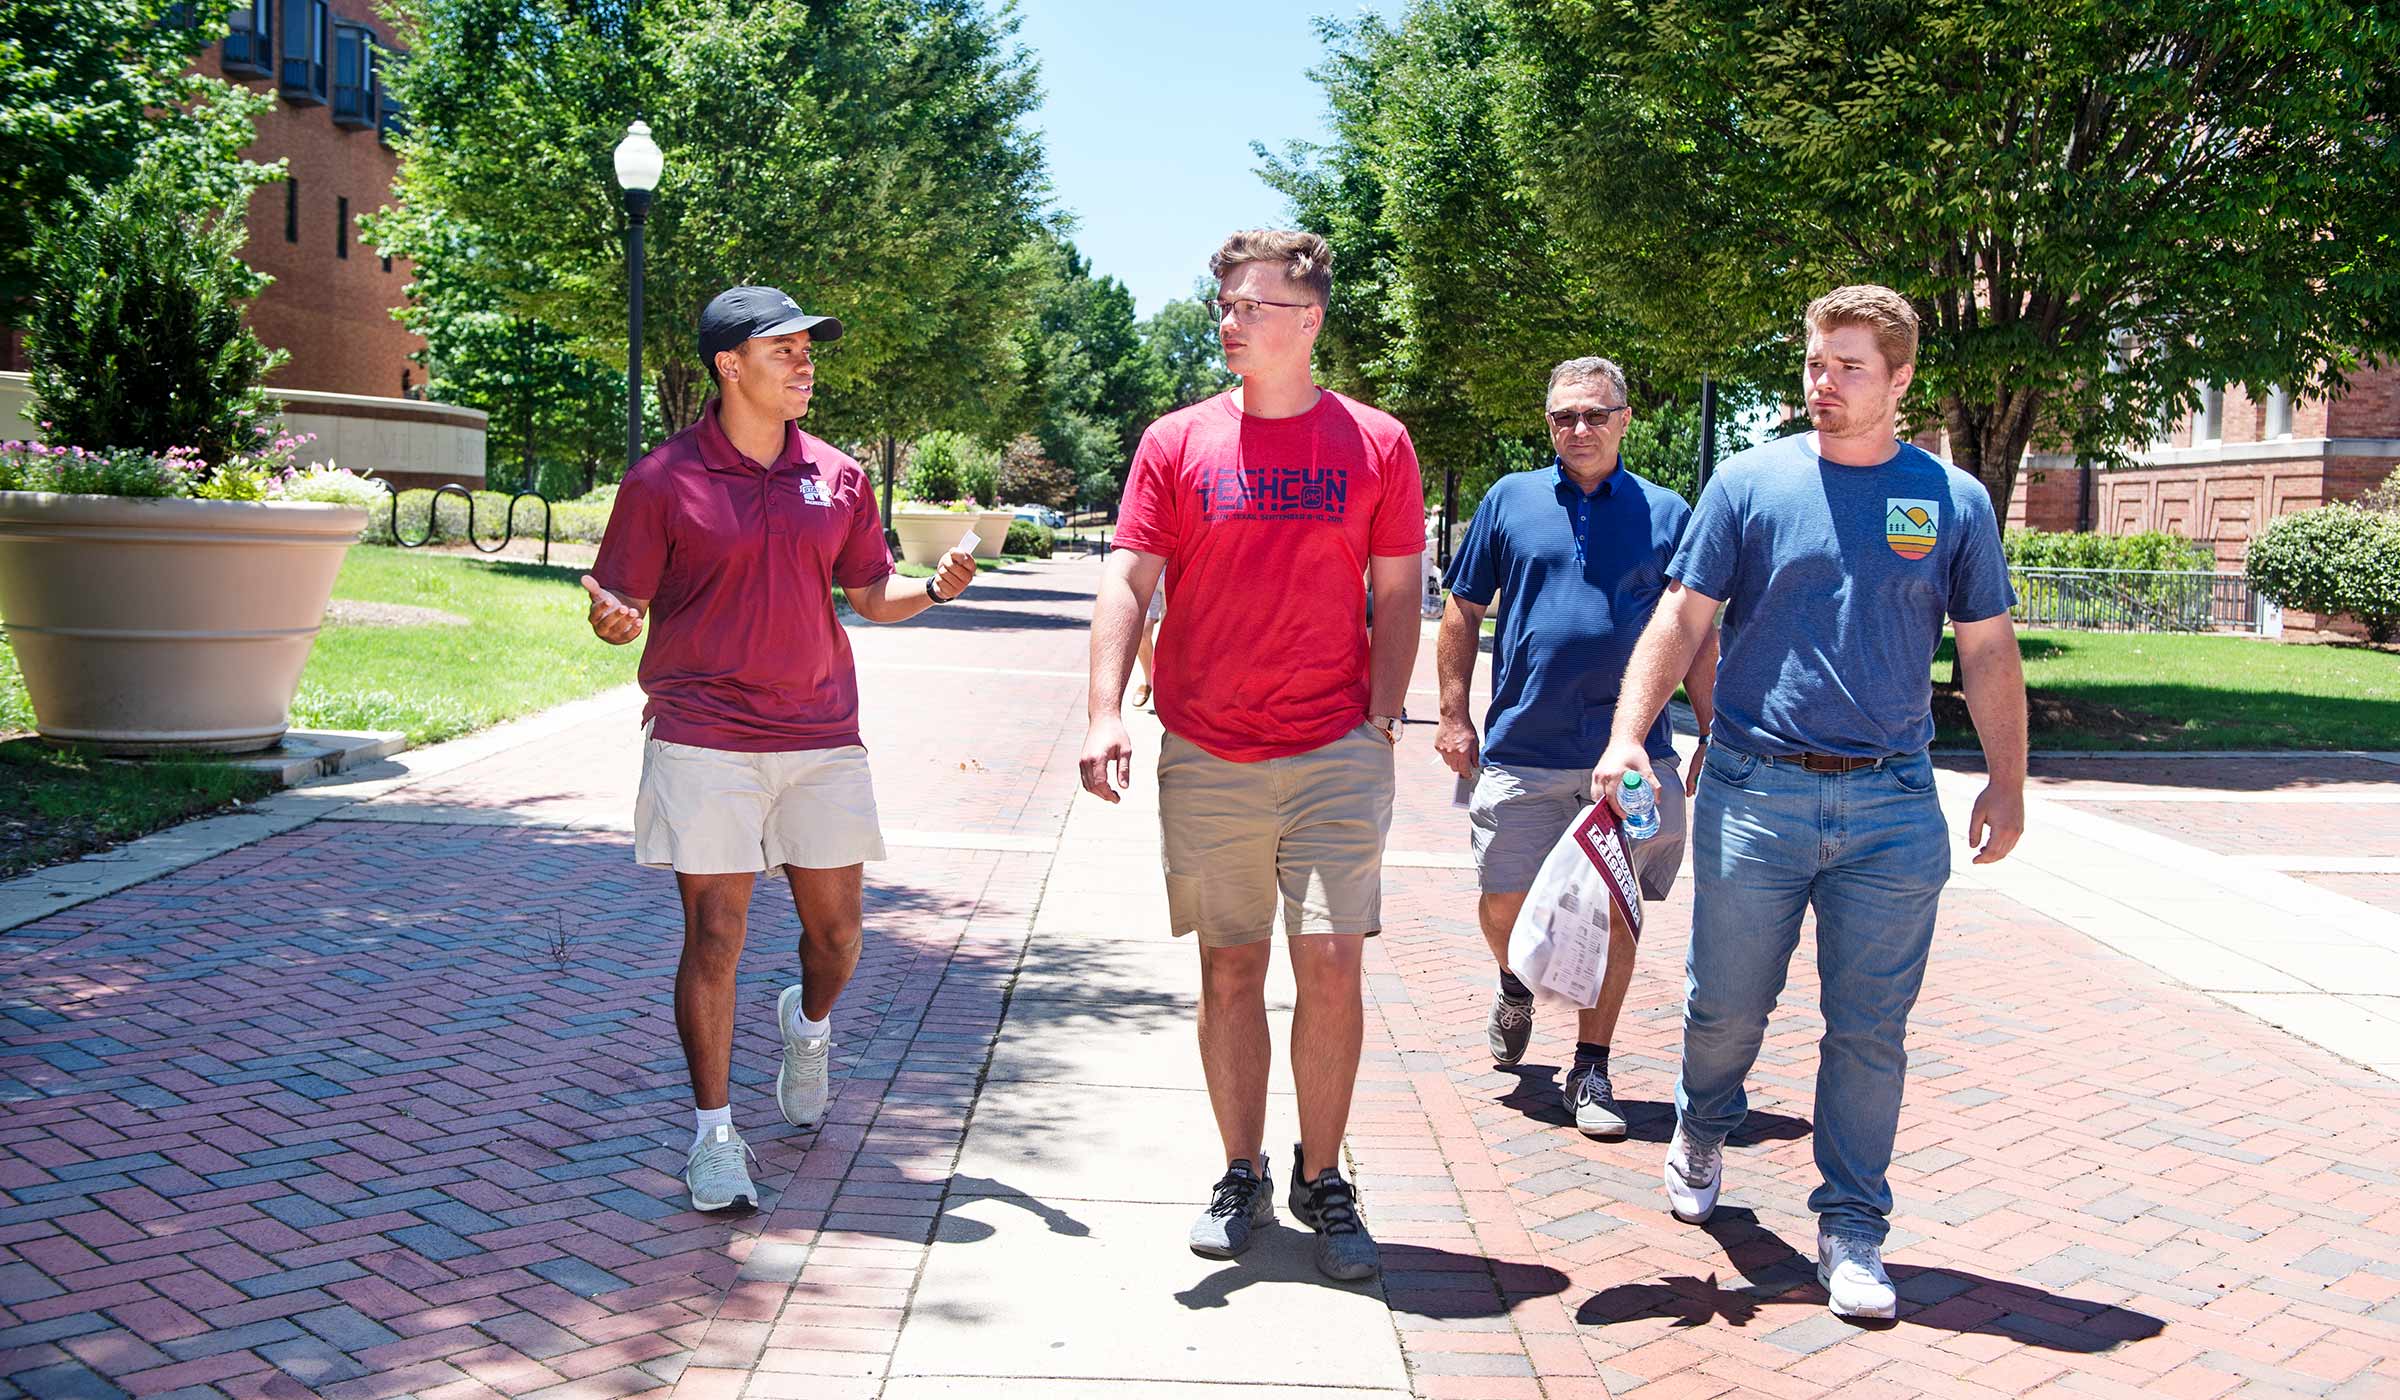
[1157,721,1396,947]
[634,724,887,874]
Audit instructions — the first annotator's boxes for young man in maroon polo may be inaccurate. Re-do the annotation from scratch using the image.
[584,286,977,1212]
[1081,230,1424,1280]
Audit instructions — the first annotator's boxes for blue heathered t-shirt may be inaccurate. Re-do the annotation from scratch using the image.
[1669,434,2015,759]
[1445,462,1690,767]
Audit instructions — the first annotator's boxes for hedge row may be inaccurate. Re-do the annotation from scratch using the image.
[2245,504,2400,642]
[2001,528,2213,573]
[361,490,615,546]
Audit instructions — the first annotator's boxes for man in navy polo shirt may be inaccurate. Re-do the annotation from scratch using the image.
[583,286,979,1214]
[1435,356,1717,1138]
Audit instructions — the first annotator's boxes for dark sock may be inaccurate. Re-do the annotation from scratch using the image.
[1574,1042,1610,1069]
[1498,969,1532,1000]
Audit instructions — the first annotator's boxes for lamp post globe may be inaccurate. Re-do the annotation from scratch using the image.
[614,121,663,475]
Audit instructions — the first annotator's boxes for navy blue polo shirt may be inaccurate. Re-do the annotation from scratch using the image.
[1444,461,1691,767]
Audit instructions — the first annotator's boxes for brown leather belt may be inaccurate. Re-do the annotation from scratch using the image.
[1768,753,1886,774]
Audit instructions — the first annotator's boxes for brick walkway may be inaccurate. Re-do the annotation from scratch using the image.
[5,553,2399,1399]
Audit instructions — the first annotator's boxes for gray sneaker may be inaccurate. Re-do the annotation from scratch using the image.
[1488,991,1534,1065]
[1564,1061,1627,1139]
[1187,1158,1274,1259]
[775,984,831,1127]
[1287,1145,1380,1282]
[686,1123,757,1212]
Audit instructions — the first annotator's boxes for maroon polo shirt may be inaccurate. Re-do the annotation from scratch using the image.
[591,399,894,752]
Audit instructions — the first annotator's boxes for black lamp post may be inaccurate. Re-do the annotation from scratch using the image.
[613,121,663,475]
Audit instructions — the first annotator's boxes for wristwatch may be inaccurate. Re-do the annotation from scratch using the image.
[924,576,952,605]
[1368,714,1401,742]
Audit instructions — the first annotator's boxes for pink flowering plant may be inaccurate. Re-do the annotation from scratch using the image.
[0,426,384,506]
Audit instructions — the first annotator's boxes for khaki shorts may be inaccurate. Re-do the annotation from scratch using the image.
[634,727,887,874]
[1470,760,1687,900]
[1158,722,1395,947]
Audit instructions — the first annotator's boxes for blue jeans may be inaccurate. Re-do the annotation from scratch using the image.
[1676,744,1949,1245]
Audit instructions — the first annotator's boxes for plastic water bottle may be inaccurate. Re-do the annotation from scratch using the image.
[1619,773,1660,840]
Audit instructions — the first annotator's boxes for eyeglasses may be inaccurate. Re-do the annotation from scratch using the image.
[1547,406,1629,431]
[1206,297,1313,324]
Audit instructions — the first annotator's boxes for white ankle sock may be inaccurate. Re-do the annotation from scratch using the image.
[693,1104,731,1150]
[790,1006,830,1041]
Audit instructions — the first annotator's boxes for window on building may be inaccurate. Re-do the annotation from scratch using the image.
[337,196,350,260]
[223,0,273,76]
[332,23,374,128]
[280,0,327,105]
[381,253,393,274]
[378,97,409,146]
[2265,385,2294,439]
[284,179,299,243]
[2194,383,2224,443]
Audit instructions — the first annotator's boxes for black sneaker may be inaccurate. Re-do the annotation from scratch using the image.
[1564,1061,1627,1139]
[1287,1145,1380,1281]
[1187,1158,1273,1258]
[1488,991,1534,1065]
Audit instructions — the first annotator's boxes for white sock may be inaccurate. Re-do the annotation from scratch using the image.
[790,1006,830,1041]
[692,1104,731,1150]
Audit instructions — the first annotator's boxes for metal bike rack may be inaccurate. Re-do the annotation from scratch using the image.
[391,483,553,566]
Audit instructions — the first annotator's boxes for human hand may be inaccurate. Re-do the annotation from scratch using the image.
[582,575,643,645]
[1591,737,1656,811]
[1079,714,1134,802]
[1968,782,2025,864]
[1434,716,1480,777]
[931,549,977,602]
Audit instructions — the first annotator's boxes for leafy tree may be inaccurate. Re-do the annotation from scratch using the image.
[996,233,1165,496]
[1138,287,1236,411]
[996,433,1074,509]
[376,0,1046,449]
[26,160,282,463]
[1504,0,2400,519]
[0,0,279,322]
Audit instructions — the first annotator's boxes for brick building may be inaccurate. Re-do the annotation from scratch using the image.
[2008,363,2400,569]
[1,2,422,400]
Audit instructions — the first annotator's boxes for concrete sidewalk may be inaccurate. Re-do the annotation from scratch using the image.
[5,551,2400,1400]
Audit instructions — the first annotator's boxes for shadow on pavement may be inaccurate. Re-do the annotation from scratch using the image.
[1576,1209,2163,1353]
[1495,1064,1812,1146]
[1175,1237,1571,1315]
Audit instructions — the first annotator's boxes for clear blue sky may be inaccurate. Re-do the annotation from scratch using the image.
[1010,0,1404,318]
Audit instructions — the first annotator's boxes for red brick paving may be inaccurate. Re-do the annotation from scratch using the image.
[7,554,2399,1399]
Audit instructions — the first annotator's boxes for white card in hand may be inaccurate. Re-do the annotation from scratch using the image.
[957,530,982,554]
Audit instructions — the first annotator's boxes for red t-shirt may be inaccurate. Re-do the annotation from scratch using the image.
[1114,389,1425,762]
[591,400,894,752]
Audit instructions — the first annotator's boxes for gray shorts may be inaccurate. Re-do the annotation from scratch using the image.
[1469,760,1687,899]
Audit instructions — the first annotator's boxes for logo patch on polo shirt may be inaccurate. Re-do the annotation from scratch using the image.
[799,477,832,507]
[1884,498,1937,560]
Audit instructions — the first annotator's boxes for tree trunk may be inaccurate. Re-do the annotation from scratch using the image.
[656,360,703,434]
[1939,386,2045,525]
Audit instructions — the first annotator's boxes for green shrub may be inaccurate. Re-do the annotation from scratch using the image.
[2246,504,2400,642]
[2003,529,2214,572]
[905,431,978,501]
[25,160,282,467]
[1005,520,1054,558]
[2359,467,2400,515]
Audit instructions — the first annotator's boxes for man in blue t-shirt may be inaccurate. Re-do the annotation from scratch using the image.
[1436,357,1718,1140]
[1595,286,2027,1322]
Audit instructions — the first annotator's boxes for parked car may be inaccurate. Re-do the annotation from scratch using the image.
[1013,506,1067,530]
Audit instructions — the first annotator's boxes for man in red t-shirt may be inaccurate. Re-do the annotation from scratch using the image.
[1082,230,1425,1280]
[584,286,978,1214]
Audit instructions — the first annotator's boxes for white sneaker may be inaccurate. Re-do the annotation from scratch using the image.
[686,1124,757,1212]
[1663,1124,1721,1224]
[775,984,831,1127]
[1817,1230,1898,1319]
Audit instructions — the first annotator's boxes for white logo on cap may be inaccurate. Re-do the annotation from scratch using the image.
[781,298,799,310]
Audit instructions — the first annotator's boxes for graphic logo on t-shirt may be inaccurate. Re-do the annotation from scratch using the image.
[1885,498,1938,560]
[1194,463,1349,524]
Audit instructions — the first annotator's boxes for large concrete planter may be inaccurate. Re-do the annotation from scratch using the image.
[0,492,370,753]
[971,509,1013,559]
[892,509,975,567]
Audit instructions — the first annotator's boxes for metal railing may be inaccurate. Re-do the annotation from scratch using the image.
[2008,566,2262,634]
[389,484,553,567]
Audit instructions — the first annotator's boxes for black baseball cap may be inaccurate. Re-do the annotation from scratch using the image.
[698,285,843,362]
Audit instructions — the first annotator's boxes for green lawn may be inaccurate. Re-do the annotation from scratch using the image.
[1933,629,2399,750]
[0,548,639,877]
